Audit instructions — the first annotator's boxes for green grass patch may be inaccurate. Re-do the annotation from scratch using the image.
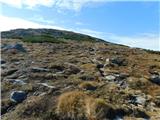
[22,34,66,43]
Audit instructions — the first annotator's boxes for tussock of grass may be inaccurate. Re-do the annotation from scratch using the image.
[56,91,115,120]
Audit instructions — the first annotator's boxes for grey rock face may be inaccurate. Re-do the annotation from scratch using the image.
[2,44,26,52]
[10,91,27,103]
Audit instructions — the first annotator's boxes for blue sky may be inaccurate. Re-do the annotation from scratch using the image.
[0,0,159,50]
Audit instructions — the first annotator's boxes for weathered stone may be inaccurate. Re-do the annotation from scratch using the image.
[105,75,116,81]
[7,79,26,85]
[150,75,160,85]
[96,64,104,69]
[37,83,55,89]
[128,95,146,106]
[1,59,6,64]
[10,91,27,103]
[2,69,18,76]
[2,43,26,52]
[31,67,49,72]
[110,57,127,66]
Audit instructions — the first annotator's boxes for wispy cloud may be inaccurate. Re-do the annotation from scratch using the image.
[0,15,159,51]
[0,0,107,11]
[0,15,65,31]
[30,15,55,25]
[104,33,160,51]
[78,28,104,38]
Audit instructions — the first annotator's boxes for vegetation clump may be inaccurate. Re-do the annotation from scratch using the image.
[22,34,66,43]
[56,91,115,120]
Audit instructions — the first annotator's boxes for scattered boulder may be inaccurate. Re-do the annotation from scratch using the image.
[96,63,104,69]
[128,95,146,106]
[110,57,127,66]
[2,69,18,76]
[105,75,116,81]
[150,75,160,85]
[2,43,26,52]
[10,91,27,103]
[31,67,50,72]
[7,79,26,85]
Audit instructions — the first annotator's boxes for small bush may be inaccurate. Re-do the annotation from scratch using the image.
[56,91,87,120]
[56,91,115,120]
[85,98,115,120]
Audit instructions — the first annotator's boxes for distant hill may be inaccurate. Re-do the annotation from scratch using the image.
[1,28,106,43]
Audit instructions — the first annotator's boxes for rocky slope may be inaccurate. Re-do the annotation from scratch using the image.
[1,29,160,120]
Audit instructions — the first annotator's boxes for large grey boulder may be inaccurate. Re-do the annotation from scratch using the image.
[2,43,26,52]
[10,91,27,103]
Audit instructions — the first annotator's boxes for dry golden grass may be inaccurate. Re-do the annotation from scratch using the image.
[56,91,115,120]
[85,98,115,120]
[56,91,87,120]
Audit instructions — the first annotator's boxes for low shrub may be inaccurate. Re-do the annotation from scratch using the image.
[56,91,115,120]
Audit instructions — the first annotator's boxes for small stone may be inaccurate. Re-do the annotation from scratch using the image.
[31,67,49,72]
[10,91,27,103]
[2,69,18,76]
[150,75,160,85]
[1,59,6,64]
[128,95,146,106]
[37,83,55,89]
[105,75,116,81]
[110,57,127,66]
[7,79,26,85]
[96,64,104,69]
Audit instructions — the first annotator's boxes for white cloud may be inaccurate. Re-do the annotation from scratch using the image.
[0,0,54,8]
[104,33,160,51]
[78,28,103,38]
[30,15,55,24]
[0,0,107,11]
[0,15,159,51]
[0,15,65,31]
